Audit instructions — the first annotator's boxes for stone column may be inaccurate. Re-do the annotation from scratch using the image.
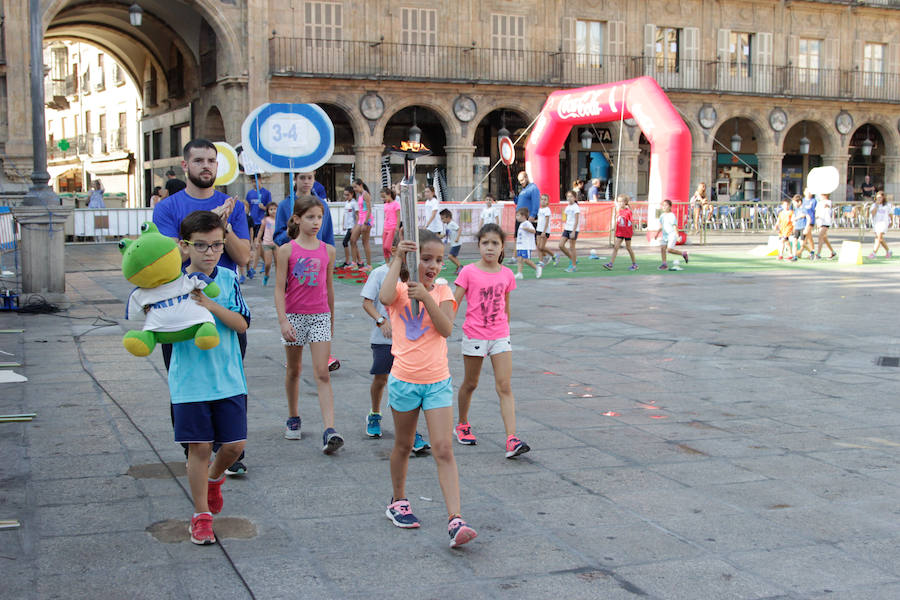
[444,144,476,202]
[881,155,900,201]
[756,153,785,202]
[11,206,74,297]
[611,149,641,201]
[352,144,384,196]
[692,150,716,190]
[821,154,851,202]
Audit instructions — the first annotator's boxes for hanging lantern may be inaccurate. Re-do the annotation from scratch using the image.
[580,130,593,150]
[129,3,143,27]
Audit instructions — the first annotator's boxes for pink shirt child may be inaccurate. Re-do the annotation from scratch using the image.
[453,264,517,340]
[284,240,330,314]
[387,281,456,384]
[357,193,370,226]
[261,216,275,245]
[383,200,401,231]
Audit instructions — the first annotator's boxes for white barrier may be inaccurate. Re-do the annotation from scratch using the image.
[0,208,16,251]
[73,208,154,238]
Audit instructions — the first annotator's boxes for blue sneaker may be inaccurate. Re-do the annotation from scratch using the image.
[322,428,344,455]
[385,498,420,528]
[366,412,382,438]
[284,416,301,440]
[412,431,430,454]
[565,265,577,273]
[238,274,246,284]
[247,268,255,279]
[263,275,269,286]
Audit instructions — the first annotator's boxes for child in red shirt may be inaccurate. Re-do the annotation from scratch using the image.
[604,194,638,271]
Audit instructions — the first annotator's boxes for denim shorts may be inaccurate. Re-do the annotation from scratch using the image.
[388,375,453,412]
[173,394,247,444]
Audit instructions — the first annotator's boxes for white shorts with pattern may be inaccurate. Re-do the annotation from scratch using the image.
[461,334,512,357]
[282,312,331,346]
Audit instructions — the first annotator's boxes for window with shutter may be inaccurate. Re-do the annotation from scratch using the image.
[864,43,885,88]
[575,20,603,68]
[401,7,437,53]
[305,2,343,49]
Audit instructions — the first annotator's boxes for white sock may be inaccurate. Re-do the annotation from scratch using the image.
[193,512,212,519]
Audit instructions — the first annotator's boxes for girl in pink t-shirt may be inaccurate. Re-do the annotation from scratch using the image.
[452,223,530,459]
[254,202,278,285]
[380,187,401,262]
[350,179,373,271]
[274,195,342,455]
[379,229,477,548]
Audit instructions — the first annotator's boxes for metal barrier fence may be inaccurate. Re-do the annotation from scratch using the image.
[67,201,880,243]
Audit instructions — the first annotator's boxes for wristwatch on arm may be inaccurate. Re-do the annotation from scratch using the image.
[375,316,386,327]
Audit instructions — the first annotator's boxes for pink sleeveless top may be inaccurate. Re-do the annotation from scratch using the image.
[357,193,370,225]
[284,240,330,314]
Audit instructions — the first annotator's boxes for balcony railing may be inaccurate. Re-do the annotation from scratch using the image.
[269,38,900,102]
[47,129,131,161]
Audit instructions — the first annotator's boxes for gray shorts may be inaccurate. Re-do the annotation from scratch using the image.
[282,312,331,346]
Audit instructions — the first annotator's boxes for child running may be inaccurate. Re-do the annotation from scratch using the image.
[559,190,580,272]
[655,199,688,270]
[869,191,893,258]
[604,194,638,271]
[774,198,796,261]
[379,230,476,548]
[254,202,278,286]
[514,207,542,279]
[536,194,557,265]
[339,186,357,268]
[453,223,531,459]
[360,240,430,452]
[381,187,401,262]
[275,195,343,454]
[166,211,250,545]
[440,209,463,274]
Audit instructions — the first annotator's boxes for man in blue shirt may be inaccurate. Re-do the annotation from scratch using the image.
[273,171,334,246]
[515,170,540,239]
[153,139,251,272]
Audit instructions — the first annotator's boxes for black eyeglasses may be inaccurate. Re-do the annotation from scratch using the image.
[183,240,226,253]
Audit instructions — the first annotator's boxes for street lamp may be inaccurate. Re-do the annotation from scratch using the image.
[580,129,593,150]
[730,119,742,153]
[129,3,143,27]
[860,126,873,157]
[799,122,810,155]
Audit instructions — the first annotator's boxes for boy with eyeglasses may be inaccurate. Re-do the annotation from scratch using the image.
[169,210,251,545]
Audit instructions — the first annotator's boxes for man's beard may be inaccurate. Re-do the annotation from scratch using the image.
[188,171,215,189]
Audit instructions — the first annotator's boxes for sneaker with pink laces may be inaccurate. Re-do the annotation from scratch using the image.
[328,355,341,371]
[505,435,531,459]
[448,516,477,548]
[454,422,477,445]
[190,513,216,545]
[207,475,225,514]
[385,498,420,528]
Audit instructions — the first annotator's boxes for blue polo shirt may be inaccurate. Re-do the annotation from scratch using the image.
[152,189,251,272]
[246,187,272,225]
[273,184,334,246]
[516,182,540,218]
[168,267,250,404]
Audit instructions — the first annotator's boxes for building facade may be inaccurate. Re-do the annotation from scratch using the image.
[2,0,900,205]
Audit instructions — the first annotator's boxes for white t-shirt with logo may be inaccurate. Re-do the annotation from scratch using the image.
[659,212,678,240]
[536,206,551,233]
[425,197,443,233]
[444,220,461,247]
[480,204,501,226]
[516,220,537,251]
[563,203,581,232]
[125,273,215,332]
[341,200,356,230]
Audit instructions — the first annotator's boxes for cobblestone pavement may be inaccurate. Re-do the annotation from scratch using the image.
[3,236,900,599]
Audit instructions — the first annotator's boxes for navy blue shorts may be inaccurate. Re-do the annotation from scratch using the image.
[173,394,248,444]
[449,245,461,257]
[371,343,394,375]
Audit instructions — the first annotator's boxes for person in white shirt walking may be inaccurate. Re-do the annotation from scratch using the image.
[558,190,581,272]
[654,199,689,270]
[479,194,501,227]
[514,208,542,279]
[535,194,557,265]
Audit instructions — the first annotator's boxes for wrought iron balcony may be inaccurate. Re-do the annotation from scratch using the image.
[269,38,900,103]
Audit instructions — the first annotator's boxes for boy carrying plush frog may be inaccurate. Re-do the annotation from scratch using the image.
[168,210,250,545]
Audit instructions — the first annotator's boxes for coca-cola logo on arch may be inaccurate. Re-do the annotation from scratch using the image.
[554,86,624,121]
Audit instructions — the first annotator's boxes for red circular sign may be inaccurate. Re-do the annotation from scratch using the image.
[499,136,515,166]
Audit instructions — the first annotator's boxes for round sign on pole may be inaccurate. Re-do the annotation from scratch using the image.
[213,142,239,186]
[806,166,840,195]
[499,136,515,166]
[241,103,335,173]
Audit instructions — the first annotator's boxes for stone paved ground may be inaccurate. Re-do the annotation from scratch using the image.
[3,234,900,599]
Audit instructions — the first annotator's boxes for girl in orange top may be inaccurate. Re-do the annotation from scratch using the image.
[378,229,477,548]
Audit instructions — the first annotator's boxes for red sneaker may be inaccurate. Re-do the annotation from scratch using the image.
[454,422,477,445]
[328,355,341,371]
[207,476,225,514]
[190,513,216,545]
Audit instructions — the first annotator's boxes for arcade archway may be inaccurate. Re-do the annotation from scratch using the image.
[383,106,448,197]
[473,109,529,201]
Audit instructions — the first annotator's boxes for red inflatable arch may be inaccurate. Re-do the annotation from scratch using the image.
[525,77,691,232]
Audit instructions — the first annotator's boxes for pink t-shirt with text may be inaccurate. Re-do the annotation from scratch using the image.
[454,264,517,340]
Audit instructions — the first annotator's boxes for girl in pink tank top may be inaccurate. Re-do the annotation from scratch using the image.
[350,179,373,271]
[274,195,342,454]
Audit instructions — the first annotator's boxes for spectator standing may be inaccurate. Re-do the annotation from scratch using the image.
[87,180,105,208]
[164,168,187,199]
[273,171,334,247]
[588,178,601,202]
[515,171,540,241]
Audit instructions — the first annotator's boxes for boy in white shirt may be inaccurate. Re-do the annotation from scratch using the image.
[423,186,444,236]
[514,207,542,279]
[480,194,501,227]
[535,193,557,265]
[654,199,689,270]
[440,209,463,274]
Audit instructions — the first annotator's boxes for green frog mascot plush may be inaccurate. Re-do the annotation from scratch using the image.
[121,222,221,356]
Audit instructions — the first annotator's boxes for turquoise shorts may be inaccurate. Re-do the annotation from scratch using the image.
[388,375,453,412]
